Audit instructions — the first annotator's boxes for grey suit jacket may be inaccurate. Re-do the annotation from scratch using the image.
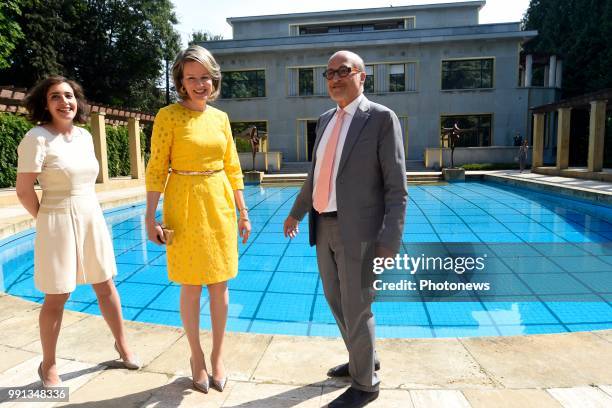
[289,96,407,254]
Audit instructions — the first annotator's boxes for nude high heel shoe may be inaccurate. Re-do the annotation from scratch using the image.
[38,362,63,388]
[190,358,209,393]
[210,374,228,392]
[114,342,141,370]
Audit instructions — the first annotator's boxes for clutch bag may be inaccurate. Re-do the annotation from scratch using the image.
[161,224,174,245]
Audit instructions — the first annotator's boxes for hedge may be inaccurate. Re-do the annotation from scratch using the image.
[0,113,148,187]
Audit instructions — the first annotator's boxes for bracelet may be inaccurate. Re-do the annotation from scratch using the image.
[239,207,249,212]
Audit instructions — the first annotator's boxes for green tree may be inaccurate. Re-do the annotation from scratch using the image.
[0,0,24,70]
[523,0,612,96]
[0,0,181,111]
[189,30,223,45]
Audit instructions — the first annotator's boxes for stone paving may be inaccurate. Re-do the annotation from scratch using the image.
[1,172,612,407]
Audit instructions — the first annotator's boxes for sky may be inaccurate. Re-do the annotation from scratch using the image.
[174,0,531,45]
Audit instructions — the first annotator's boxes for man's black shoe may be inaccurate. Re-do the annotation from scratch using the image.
[327,361,380,378]
[328,387,379,408]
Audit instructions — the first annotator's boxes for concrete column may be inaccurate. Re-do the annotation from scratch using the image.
[548,55,557,87]
[128,117,144,179]
[556,107,571,170]
[90,112,109,184]
[532,113,545,167]
[555,60,563,88]
[587,100,607,172]
[525,54,533,87]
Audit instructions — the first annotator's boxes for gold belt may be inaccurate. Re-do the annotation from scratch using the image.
[171,168,223,176]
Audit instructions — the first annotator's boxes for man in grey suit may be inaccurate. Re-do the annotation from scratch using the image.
[283,50,407,408]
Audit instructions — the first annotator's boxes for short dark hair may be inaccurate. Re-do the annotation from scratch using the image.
[24,75,89,124]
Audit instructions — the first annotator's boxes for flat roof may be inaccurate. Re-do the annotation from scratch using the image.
[201,22,534,54]
[226,1,486,25]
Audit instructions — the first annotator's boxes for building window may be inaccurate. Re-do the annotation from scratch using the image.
[298,68,314,96]
[442,58,493,90]
[297,18,411,36]
[440,114,492,147]
[221,70,265,98]
[389,64,405,92]
[364,65,375,93]
[230,121,268,152]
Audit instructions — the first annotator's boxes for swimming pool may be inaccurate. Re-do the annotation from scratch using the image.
[1,181,611,338]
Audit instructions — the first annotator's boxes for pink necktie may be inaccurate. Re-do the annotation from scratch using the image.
[313,109,346,213]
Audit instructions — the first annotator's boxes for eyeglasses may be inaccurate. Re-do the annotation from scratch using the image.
[322,66,360,80]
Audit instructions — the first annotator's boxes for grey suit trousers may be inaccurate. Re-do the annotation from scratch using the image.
[316,215,379,392]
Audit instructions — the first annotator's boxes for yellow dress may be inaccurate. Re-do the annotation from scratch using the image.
[145,103,244,285]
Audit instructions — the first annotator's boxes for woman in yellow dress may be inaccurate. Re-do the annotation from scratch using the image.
[145,45,251,393]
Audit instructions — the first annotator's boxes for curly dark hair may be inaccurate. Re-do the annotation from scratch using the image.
[23,75,89,124]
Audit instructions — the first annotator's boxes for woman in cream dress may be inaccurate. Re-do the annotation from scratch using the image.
[145,46,251,393]
[16,76,140,387]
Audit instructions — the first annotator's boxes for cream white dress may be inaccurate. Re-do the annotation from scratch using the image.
[17,126,117,294]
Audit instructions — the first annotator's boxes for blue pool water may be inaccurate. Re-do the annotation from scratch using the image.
[1,181,611,338]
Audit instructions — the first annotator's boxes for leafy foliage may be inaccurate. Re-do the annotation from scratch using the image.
[0,0,181,111]
[0,0,24,69]
[0,114,33,187]
[523,0,612,96]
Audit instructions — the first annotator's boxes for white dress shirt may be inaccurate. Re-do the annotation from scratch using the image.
[312,94,365,213]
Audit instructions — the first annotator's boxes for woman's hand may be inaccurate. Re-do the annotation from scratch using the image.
[146,218,166,245]
[238,218,251,244]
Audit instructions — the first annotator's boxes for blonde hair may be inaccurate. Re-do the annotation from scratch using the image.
[172,45,221,101]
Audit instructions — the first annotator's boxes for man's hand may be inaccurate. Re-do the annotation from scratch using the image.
[283,216,300,239]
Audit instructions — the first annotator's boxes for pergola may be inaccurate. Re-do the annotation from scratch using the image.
[530,89,611,181]
[0,86,155,184]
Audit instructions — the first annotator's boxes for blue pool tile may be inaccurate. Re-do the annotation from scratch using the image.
[116,250,162,265]
[115,282,165,308]
[494,214,533,223]
[7,276,39,297]
[311,296,336,324]
[566,323,612,332]
[497,324,568,335]
[477,233,522,243]
[147,286,181,311]
[553,256,612,273]
[249,320,309,336]
[230,270,273,291]
[570,272,612,293]
[519,233,567,243]
[70,285,97,302]
[426,302,493,325]
[225,317,253,332]
[483,302,560,324]
[502,256,562,274]
[503,223,551,233]
[256,292,314,321]
[83,303,141,320]
[130,241,167,253]
[531,243,591,257]
[427,216,464,224]
[115,263,145,281]
[204,290,263,319]
[487,244,541,258]
[126,265,169,285]
[284,243,316,257]
[277,257,320,273]
[309,323,341,337]
[544,302,612,324]
[469,223,510,233]
[244,243,288,256]
[433,224,472,234]
[461,216,500,224]
[556,231,607,243]
[402,233,440,243]
[239,255,280,271]
[438,233,480,243]
[373,302,430,325]
[64,300,92,313]
[574,243,612,256]
[254,233,288,244]
[520,273,594,297]
[268,272,318,294]
[406,224,435,234]
[138,309,181,327]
